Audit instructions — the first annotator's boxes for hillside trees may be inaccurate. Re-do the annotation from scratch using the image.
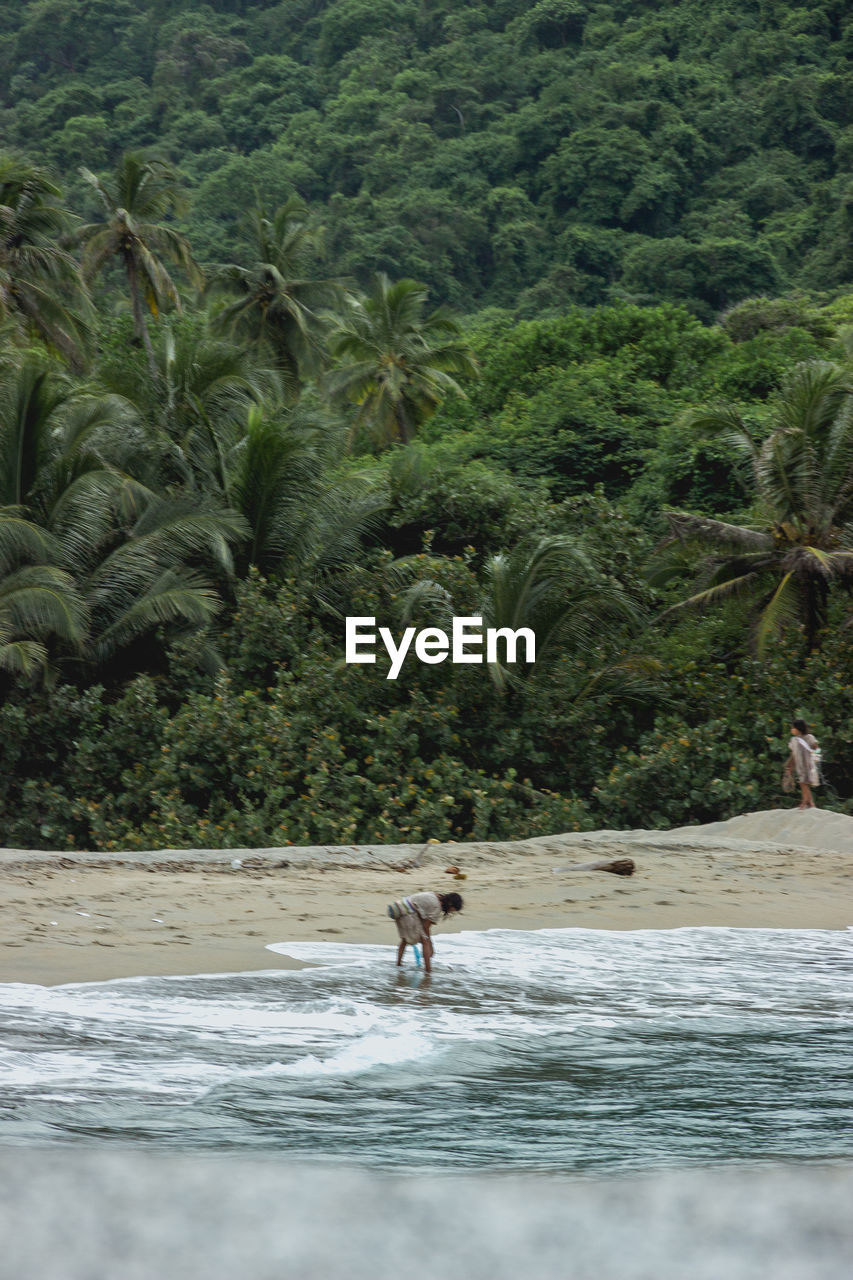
[420,301,834,518]
[658,360,853,653]
[0,355,247,681]
[326,273,478,448]
[2,281,853,846]
[2,7,853,846]
[209,196,342,396]
[78,152,201,381]
[0,156,91,368]
[4,1,853,311]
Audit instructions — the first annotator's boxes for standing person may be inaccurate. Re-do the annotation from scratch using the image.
[785,719,820,810]
[388,891,463,974]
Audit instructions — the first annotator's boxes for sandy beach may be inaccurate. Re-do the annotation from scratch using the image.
[2,807,851,986]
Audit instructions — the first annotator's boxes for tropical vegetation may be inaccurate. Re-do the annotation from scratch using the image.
[0,0,851,853]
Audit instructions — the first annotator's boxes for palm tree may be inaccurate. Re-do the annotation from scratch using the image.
[481,538,644,689]
[78,153,201,382]
[326,273,478,449]
[400,535,643,690]
[78,495,247,669]
[209,196,342,396]
[0,357,247,678]
[656,360,853,653]
[98,320,277,497]
[0,355,135,516]
[0,155,91,370]
[230,403,385,583]
[0,508,86,679]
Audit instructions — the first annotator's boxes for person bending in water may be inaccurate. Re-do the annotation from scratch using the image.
[388,891,463,974]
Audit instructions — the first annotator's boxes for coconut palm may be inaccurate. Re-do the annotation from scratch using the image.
[98,321,278,497]
[78,153,202,382]
[0,355,143,519]
[78,495,247,669]
[400,535,643,690]
[209,197,342,396]
[480,538,644,689]
[0,155,91,369]
[0,508,86,678]
[230,403,385,583]
[656,360,853,653]
[326,273,478,449]
[0,357,248,678]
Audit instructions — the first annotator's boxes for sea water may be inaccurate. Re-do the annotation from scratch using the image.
[0,928,851,1174]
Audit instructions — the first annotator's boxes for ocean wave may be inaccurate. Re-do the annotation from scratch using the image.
[1,927,851,1171]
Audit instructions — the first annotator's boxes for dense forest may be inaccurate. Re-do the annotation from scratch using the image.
[3,0,853,313]
[1,0,852,851]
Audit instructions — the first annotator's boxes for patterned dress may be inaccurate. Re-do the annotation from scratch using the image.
[390,891,443,943]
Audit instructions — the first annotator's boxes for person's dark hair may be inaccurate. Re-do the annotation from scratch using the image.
[439,892,463,914]
[792,718,809,735]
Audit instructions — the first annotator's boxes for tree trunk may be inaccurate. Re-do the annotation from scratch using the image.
[394,398,413,446]
[126,253,159,384]
[805,576,829,652]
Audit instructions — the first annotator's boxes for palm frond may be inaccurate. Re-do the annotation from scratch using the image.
[104,503,244,617]
[395,577,455,630]
[90,570,220,662]
[573,655,666,709]
[0,635,48,678]
[0,507,58,574]
[680,404,757,458]
[662,511,772,552]
[0,564,87,647]
[754,572,799,658]
[49,470,153,571]
[0,358,71,507]
[1,158,91,368]
[661,569,767,616]
[475,536,641,689]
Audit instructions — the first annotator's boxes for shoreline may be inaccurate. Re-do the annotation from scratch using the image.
[2,808,852,986]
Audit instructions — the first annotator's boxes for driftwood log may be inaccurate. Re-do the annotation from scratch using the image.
[552,858,635,877]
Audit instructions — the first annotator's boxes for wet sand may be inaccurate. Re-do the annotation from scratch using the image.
[2,808,851,986]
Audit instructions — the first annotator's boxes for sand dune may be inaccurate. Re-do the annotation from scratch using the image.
[664,806,853,853]
[1,809,851,986]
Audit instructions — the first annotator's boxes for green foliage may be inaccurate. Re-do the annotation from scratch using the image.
[96,669,591,850]
[622,237,782,319]
[326,272,478,448]
[382,447,549,558]
[2,513,851,851]
[0,677,168,849]
[593,634,853,828]
[0,577,596,850]
[658,359,853,654]
[4,0,853,310]
[4,1,853,851]
[720,295,836,345]
[0,153,92,368]
[423,302,827,520]
[209,195,342,396]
